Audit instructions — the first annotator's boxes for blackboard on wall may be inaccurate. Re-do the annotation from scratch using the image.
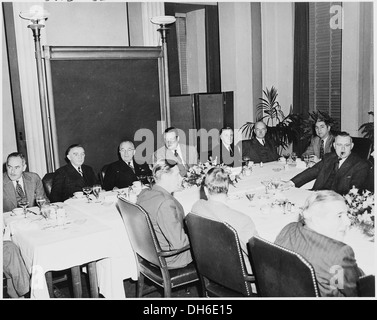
[44,46,165,175]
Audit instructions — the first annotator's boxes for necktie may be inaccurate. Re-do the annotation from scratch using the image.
[229,146,234,158]
[320,139,324,159]
[16,180,26,199]
[174,150,188,176]
[78,167,83,176]
[127,162,135,174]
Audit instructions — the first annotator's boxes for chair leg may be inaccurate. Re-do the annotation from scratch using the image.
[87,262,99,298]
[71,266,82,298]
[137,273,145,298]
[45,271,54,298]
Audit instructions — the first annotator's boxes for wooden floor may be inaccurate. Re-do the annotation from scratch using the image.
[3,272,201,299]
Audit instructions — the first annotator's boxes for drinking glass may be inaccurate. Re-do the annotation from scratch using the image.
[271,177,281,190]
[92,184,102,203]
[283,153,290,163]
[291,152,297,162]
[18,198,29,218]
[82,186,93,203]
[242,156,251,168]
[245,192,255,206]
[261,179,271,194]
[303,155,310,167]
[146,175,154,187]
[36,196,46,214]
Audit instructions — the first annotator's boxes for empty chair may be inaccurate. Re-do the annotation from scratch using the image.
[42,172,55,201]
[357,274,375,297]
[116,195,199,297]
[351,137,372,160]
[247,236,320,297]
[185,213,256,297]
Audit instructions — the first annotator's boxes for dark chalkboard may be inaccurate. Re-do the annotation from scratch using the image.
[44,46,165,176]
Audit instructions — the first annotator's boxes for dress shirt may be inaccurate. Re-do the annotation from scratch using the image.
[12,177,25,191]
[256,138,265,146]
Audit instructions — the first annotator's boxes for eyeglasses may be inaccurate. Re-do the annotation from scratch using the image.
[120,148,135,153]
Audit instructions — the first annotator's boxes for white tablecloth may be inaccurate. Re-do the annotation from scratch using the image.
[174,161,375,276]
[3,192,138,299]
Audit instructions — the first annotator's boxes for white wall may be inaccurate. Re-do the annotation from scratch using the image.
[218,2,253,134]
[261,2,294,119]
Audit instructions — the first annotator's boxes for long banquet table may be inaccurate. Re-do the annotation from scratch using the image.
[174,161,375,276]
[3,160,374,299]
[3,192,138,299]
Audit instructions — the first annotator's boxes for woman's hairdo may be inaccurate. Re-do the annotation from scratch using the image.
[204,167,229,195]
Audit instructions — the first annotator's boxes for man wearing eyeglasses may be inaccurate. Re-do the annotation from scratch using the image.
[103,140,151,191]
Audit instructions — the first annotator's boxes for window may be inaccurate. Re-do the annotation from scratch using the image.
[309,2,342,131]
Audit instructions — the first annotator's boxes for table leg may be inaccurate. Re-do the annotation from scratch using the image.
[87,261,99,298]
[45,271,54,298]
[71,266,82,298]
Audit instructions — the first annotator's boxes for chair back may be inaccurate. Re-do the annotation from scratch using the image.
[42,172,55,201]
[351,137,372,160]
[116,195,162,268]
[357,274,375,297]
[99,164,109,187]
[248,236,320,297]
[185,213,253,296]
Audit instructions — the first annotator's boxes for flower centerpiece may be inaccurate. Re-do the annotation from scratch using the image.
[343,186,374,238]
[182,161,240,189]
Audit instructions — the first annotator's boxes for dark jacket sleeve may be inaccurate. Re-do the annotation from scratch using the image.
[291,160,323,188]
[50,168,65,203]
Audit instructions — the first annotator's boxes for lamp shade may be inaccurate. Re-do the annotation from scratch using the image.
[150,15,176,26]
[19,5,49,23]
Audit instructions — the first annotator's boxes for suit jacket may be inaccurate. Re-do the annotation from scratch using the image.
[102,159,152,191]
[137,185,192,269]
[240,138,279,163]
[153,143,198,167]
[302,134,335,159]
[50,163,98,202]
[275,221,363,297]
[291,152,370,195]
[211,142,242,167]
[3,172,46,212]
[191,199,258,274]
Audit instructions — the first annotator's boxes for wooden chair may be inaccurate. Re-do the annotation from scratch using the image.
[352,137,372,160]
[116,195,199,297]
[42,172,55,201]
[247,236,320,297]
[185,213,256,297]
[357,274,375,297]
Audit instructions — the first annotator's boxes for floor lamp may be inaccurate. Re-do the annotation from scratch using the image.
[19,6,54,172]
[150,16,176,129]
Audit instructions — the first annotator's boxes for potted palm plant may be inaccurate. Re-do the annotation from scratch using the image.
[241,86,302,155]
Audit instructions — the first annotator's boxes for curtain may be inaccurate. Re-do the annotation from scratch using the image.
[293,2,310,155]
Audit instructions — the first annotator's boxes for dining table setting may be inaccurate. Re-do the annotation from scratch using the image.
[3,159,375,298]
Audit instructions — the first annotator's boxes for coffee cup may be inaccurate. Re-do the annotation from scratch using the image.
[73,191,84,198]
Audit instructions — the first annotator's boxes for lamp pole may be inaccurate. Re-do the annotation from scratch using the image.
[151,16,176,129]
[158,24,171,128]
[20,6,54,172]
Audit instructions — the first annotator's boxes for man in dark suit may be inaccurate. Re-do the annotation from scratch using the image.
[137,159,192,269]
[285,132,370,195]
[211,127,242,167]
[50,144,98,202]
[103,140,152,191]
[3,152,46,212]
[275,190,364,297]
[240,121,279,163]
